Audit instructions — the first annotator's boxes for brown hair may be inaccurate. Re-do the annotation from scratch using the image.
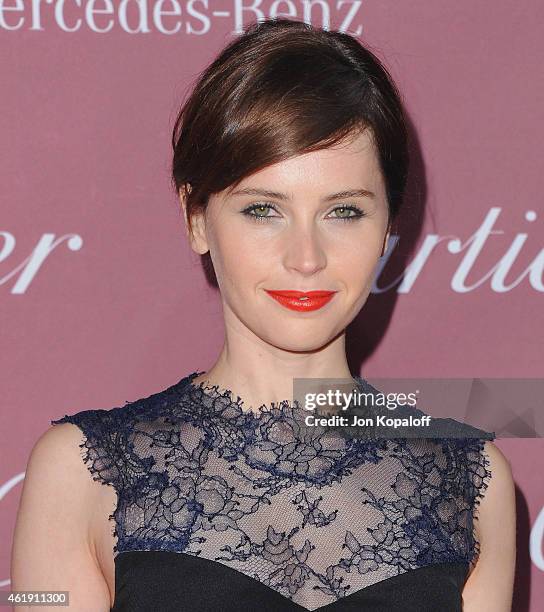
[171,18,409,237]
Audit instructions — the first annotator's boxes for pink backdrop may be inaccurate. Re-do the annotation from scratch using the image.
[1,2,542,609]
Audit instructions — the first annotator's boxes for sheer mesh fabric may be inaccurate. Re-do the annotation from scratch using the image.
[51,371,494,611]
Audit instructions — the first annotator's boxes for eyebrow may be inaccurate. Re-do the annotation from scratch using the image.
[229,187,376,201]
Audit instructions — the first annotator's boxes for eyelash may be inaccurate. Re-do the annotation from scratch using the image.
[241,203,366,223]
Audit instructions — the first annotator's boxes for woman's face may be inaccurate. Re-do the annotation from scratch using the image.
[183,129,390,352]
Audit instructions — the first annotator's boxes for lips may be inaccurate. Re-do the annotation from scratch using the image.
[264,290,337,312]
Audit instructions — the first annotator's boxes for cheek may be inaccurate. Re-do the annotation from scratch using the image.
[211,229,267,289]
[328,231,385,297]
[330,228,384,267]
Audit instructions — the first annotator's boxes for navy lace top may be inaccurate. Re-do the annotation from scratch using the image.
[51,371,495,611]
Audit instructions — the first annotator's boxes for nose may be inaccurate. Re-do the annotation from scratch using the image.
[282,224,327,276]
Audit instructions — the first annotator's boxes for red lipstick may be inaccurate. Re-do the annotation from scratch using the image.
[265,289,337,312]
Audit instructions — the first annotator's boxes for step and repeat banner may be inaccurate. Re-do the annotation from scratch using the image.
[2,1,542,609]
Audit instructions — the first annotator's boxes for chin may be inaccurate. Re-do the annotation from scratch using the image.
[259,329,336,353]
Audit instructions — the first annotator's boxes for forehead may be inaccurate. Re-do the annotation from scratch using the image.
[231,129,381,194]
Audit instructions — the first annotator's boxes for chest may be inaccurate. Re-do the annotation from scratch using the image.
[89,441,472,611]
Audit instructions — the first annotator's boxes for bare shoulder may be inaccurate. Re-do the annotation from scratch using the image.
[31,421,101,488]
[475,440,516,545]
[462,440,516,612]
[482,439,514,484]
[24,421,111,512]
[11,423,111,610]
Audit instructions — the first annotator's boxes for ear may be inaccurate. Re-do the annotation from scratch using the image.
[380,222,391,258]
[178,184,209,255]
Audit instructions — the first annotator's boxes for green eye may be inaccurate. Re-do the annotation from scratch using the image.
[328,206,366,222]
[242,203,278,222]
[333,207,355,219]
[252,205,271,217]
[241,203,366,223]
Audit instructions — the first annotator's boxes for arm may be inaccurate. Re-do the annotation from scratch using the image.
[10,423,111,611]
[462,440,516,612]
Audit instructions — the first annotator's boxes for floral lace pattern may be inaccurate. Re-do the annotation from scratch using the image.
[51,371,495,610]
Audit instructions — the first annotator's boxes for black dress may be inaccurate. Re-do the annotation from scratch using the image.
[51,371,495,611]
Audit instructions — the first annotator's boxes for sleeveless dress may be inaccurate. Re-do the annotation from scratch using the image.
[51,371,495,611]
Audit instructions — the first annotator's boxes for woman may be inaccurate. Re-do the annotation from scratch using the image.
[12,18,515,612]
